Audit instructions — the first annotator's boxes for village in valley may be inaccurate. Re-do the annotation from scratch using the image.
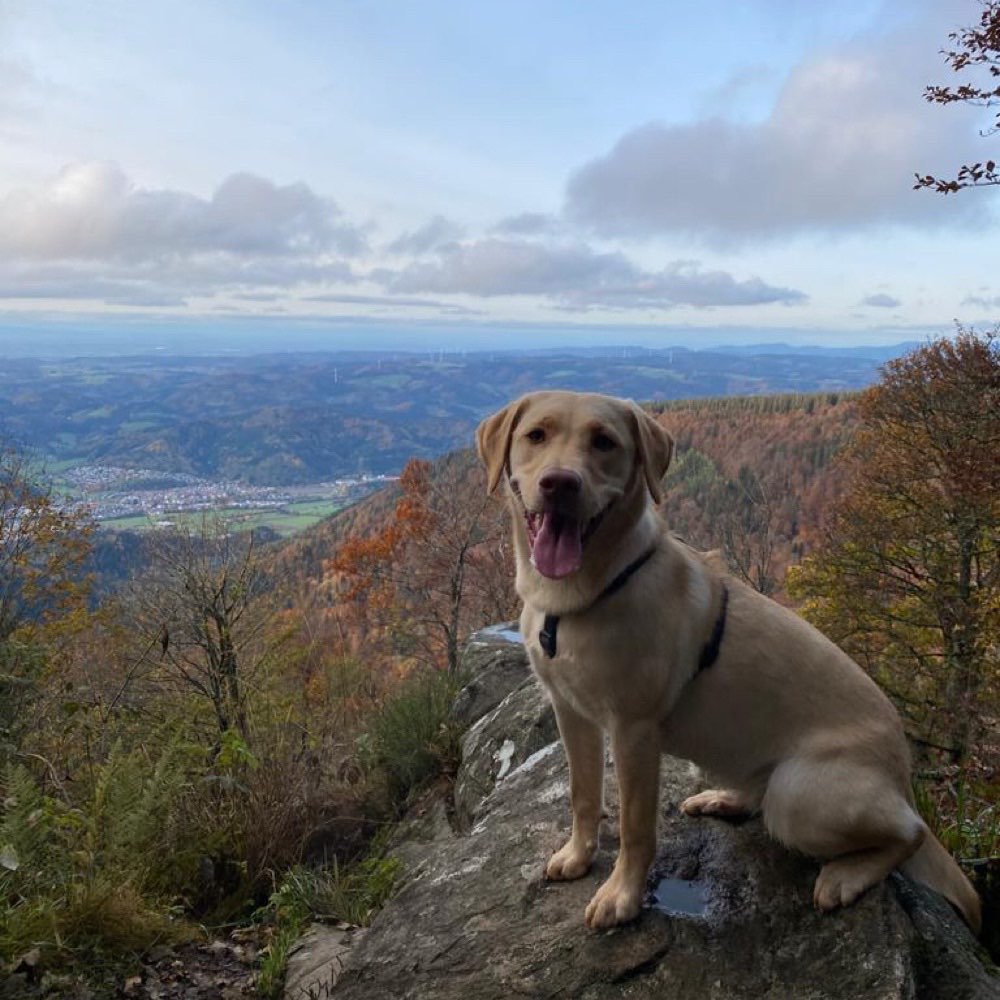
[64,464,391,532]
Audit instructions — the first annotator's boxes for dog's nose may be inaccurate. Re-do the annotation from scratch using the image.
[538,468,582,497]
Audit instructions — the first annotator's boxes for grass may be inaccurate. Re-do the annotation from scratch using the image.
[362,667,464,810]
[97,500,345,536]
[255,855,401,999]
[913,772,1000,961]
[914,777,1000,863]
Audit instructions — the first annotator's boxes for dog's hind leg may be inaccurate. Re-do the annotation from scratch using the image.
[762,757,924,913]
[681,787,757,818]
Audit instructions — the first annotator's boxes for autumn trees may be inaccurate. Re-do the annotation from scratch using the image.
[916,0,1000,192]
[331,455,516,675]
[0,444,93,761]
[790,329,1000,764]
[126,516,276,739]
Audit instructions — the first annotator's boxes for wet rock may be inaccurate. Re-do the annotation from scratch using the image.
[325,628,999,999]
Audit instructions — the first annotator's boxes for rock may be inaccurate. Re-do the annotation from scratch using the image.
[450,622,530,728]
[283,924,365,1000]
[324,628,999,999]
[453,677,558,831]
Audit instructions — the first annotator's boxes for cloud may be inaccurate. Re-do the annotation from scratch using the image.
[861,293,901,308]
[962,293,1000,310]
[565,13,992,242]
[303,292,483,316]
[0,162,367,260]
[387,215,464,255]
[491,212,563,237]
[0,59,40,120]
[0,163,364,305]
[0,255,355,307]
[376,238,804,309]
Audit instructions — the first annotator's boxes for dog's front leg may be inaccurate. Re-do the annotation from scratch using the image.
[546,694,605,881]
[584,721,659,929]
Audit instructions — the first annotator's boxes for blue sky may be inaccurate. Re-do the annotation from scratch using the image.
[1,0,998,349]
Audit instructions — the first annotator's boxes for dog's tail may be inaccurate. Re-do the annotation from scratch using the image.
[901,826,981,934]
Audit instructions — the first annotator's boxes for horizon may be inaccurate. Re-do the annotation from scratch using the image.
[0,316,928,359]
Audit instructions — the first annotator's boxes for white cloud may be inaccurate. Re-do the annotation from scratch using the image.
[0,162,367,260]
[387,215,464,255]
[0,163,364,305]
[491,212,563,237]
[0,253,355,307]
[565,16,994,242]
[962,292,1000,310]
[303,292,482,316]
[861,293,901,308]
[376,238,804,309]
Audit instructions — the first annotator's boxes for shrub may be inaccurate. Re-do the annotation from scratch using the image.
[363,667,463,809]
[0,742,194,965]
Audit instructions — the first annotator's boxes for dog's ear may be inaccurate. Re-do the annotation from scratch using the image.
[476,398,529,495]
[629,403,673,504]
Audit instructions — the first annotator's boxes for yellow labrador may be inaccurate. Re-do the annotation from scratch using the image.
[476,390,980,932]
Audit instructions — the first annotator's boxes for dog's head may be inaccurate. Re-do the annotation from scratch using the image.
[476,391,673,580]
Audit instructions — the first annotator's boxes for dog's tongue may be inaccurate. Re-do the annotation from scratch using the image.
[532,512,583,579]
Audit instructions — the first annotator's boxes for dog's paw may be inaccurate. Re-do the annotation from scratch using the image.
[583,870,643,929]
[812,859,870,912]
[680,788,751,818]
[545,838,596,881]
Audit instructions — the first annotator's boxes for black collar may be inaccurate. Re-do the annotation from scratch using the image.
[538,546,657,658]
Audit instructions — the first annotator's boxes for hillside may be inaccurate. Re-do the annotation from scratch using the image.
[0,347,881,486]
[274,391,859,604]
[655,392,859,593]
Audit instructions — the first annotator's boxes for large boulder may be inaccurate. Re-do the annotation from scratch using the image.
[324,629,998,1000]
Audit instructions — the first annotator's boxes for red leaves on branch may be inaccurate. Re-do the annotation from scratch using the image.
[916,1,1000,192]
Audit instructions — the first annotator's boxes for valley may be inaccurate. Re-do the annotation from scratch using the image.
[0,343,902,531]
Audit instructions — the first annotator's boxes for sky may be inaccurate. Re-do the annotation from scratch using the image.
[1,0,999,351]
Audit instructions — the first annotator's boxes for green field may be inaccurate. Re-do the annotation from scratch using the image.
[98,499,345,537]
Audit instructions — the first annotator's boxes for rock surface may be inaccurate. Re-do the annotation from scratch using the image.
[324,628,999,999]
[283,924,362,1000]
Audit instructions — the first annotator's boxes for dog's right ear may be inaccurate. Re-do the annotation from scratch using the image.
[476,398,528,495]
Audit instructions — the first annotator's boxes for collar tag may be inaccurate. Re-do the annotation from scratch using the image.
[539,614,559,658]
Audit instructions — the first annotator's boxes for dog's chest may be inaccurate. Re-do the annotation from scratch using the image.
[521,603,669,726]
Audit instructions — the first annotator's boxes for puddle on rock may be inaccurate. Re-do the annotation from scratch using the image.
[647,877,711,918]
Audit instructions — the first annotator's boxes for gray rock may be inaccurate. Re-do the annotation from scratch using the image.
[450,622,530,729]
[283,924,364,1000]
[453,677,558,831]
[324,629,999,1000]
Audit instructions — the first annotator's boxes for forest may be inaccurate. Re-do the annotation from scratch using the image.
[0,329,997,996]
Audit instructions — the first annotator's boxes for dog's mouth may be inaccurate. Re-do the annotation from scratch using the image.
[524,505,608,580]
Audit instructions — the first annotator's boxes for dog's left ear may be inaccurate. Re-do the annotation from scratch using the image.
[476,398,529,495]
[629,404,673,504]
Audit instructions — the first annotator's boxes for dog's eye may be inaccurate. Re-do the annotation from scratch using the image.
[526,428,546,444]
[592,432,617,452]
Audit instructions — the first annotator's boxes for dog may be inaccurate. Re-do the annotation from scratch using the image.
[476,390,981,932]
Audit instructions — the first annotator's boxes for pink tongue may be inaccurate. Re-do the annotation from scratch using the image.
[532,512,583,579]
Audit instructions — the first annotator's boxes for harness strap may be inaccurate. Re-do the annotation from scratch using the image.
[539,566,730,675]
[697,584,729,672]
[538,546,657,658]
